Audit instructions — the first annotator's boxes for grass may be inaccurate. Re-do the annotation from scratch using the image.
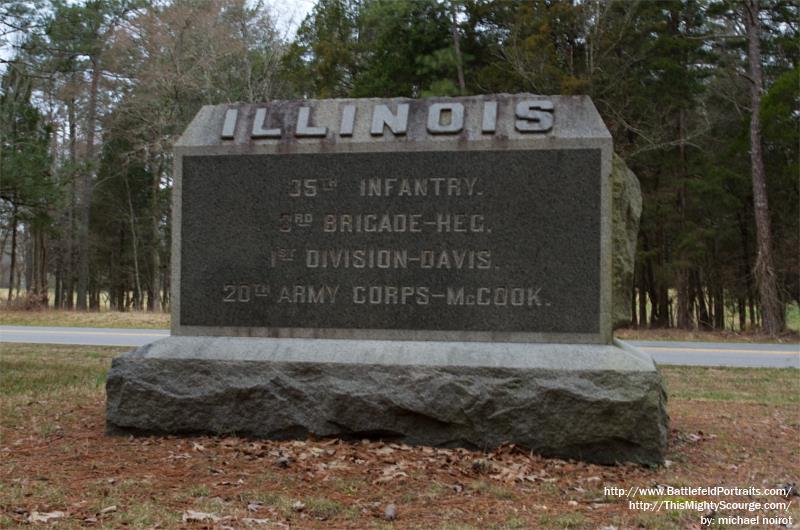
[660,365,800,404]
[537,513,585,529]
[0,308,169,329]
[0,344,120,397]
[615,325,800,343]
[0,344,122,444]
[304,496,346,519]
[1,343,798,529]
[787,302,800,332]
[469,480,517,501]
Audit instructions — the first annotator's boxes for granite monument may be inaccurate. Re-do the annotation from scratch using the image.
[106,94,668,464]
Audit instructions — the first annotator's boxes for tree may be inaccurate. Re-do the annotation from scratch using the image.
[761,67,800,309]
[43,0,143,309]
[109,0,284,310]
[744,0,784,335]
[282,0,359,98]
[0,59,55,305]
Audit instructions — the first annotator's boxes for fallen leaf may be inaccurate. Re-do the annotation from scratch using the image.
[373,472,408,484]
[243,518,271,526]
[27,511,66,523]
[182,510,220,523]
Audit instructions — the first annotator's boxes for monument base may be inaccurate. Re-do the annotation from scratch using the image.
[106,337,668,465]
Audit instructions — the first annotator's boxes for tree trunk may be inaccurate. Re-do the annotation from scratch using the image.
[76,60,101,310]
[654,284,670,328]
[7,202,18,303]
[449,0,466,95]
[14,248,22,299]
[30,227,48,307]
[64,96,78,309]
[54,260,62,308]
[713,284,724,330]
[738,297,746,331]
[638,273,648,328]
[677,271,692,329]
[693,269,711,330]
[674,20,692,330]
[149,157,163,312]
[124,175,143,310]
[744,0,784,335]
[24,228,33,298]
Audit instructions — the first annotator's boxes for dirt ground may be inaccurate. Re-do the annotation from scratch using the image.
[1,344,799,529]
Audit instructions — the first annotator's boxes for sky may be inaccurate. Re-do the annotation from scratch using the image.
[0,0,316,74]
[272,0,315,38]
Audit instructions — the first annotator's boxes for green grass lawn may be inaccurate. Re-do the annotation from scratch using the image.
[0,344,120,398]
[787,302,800,332]
[662,365,800,405]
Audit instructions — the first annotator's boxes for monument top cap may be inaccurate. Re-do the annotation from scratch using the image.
[176,94,611,152]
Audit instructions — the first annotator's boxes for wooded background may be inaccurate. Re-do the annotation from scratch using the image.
[0,0,797,334]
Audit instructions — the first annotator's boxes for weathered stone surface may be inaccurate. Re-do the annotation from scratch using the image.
[106,337,668,465]
[106,94,668,465]
[179,149,601,335]
[611,154,643,329]
[172,95,614,344]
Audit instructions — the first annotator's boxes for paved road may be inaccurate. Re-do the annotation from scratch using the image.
[0,326,168,347]
[624,340,799,369]
[1,325,798,368]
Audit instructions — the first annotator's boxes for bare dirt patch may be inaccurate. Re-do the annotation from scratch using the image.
[1,344,798,529]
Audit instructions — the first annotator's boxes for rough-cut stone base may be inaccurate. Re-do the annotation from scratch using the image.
[105,337,668,465]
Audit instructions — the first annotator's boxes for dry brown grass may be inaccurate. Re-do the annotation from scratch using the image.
[616,326,800,344]
[0,309,169,329]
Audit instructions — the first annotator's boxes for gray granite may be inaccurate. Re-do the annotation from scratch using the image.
[106,337,667,465]
[105,94,668,465]
[180,149,601,335]
[172,94,613,344]
[611,154,643,328]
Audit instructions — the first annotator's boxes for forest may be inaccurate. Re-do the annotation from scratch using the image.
[0,0,797,335]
